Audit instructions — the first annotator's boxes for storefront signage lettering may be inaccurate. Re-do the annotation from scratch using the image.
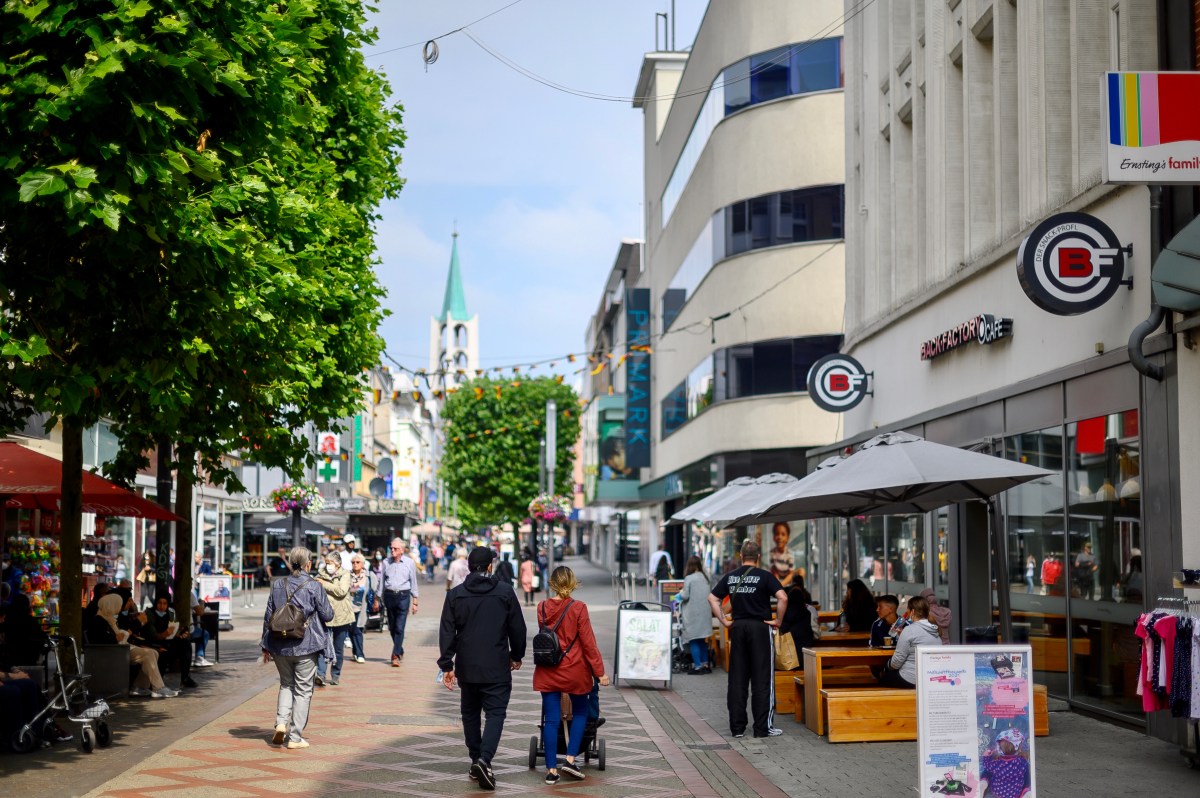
[807,353,871,412]
[624,288,652,470]
[1102,72,1200,184]
[240,495,416,515]
[920,314,1014,361]
[1016,212,1132,315]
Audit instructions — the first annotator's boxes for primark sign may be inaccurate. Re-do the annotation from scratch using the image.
[920,314,1013,361]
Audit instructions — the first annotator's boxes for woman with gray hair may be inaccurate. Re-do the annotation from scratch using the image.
[348,552,379,664]
[260,547,334,749]
[315,551,354,685]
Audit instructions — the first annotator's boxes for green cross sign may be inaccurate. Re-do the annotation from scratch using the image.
[319,460,339,482]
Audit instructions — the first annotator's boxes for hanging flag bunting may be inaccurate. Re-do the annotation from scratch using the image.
[590,362,606,376]
[607,385,614,395]
[391,390,399,401]
[411,391,421,402]
[474,387,485,400]
[494,386,502,399]
[475,369,484,377]
[555,375,564,384]
[568,354,576,363]
[372,388,382,404]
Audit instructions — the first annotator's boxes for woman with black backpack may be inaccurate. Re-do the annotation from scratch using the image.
[532,566,609,784]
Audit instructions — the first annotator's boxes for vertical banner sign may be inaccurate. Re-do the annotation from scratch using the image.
[917,646,1037,797]
[625,288,652,470]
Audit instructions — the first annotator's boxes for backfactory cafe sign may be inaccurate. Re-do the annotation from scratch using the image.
[920,314,1013,361]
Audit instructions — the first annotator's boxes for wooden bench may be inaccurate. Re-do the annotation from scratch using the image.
[1029,636,1091,673]
[789,667,878,724]
[821,683,1050,743]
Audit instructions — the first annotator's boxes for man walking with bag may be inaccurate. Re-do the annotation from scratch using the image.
[708,540,788,738]
[438,547,527,791]
[260,547,333,749]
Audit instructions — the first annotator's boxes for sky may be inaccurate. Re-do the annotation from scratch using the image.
[365,1,706,378]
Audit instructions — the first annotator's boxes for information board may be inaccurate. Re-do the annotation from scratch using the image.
[197,575,233,621]
[614,604,672,687]
[917,646,1036,797]
[657,579,685,605]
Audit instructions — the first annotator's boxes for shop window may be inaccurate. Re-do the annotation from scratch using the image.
[750,46,792,105]
[661,382,688,437]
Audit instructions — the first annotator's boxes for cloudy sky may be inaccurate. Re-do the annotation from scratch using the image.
[366,1,705,377]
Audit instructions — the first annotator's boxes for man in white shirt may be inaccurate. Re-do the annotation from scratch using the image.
[648,543,674,584]
[339,534,357,572]
[380,537,420,666]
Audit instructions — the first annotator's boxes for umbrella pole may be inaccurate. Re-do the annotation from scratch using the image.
[291,505,301,550]
[986,498,1014,645]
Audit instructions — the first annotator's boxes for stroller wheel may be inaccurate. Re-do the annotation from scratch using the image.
[80,726,96,754]
[528,735,539,769]
[597,738,606,771]
[12,728,38,754]
[96,721,113,748]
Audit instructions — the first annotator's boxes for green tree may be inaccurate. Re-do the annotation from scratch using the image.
[440,377,581,529]
[0,0,404,644]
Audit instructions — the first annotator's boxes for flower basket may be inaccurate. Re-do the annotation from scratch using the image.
[270,482,325,514]
[528,493,570,523]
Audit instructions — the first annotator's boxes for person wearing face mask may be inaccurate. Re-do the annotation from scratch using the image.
[146,595,198,688]
[315,553,354,686]
[88,594,178,698]
[348,553,378,664]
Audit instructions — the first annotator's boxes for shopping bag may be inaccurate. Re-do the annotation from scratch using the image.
[773,630,800,671]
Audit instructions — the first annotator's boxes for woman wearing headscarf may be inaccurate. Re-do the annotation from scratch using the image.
[676,556,713,674]
[348,552,378,664]
[315,552,354,686]
[88,593,177,698]
[919,587,952,643]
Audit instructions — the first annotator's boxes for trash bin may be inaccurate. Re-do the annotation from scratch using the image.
[964,625,999,644]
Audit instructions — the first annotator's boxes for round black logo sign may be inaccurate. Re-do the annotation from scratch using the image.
[1016,212,1129,316]
[807,354,870,412]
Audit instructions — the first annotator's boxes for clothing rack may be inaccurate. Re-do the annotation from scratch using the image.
[1151,596,1200,769]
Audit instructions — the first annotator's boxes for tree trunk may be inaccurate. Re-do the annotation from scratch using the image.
[155,436,174,601]
[174,445,195,625]
[58,417,85,670]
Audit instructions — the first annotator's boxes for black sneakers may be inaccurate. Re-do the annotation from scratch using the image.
[469,760,495,791]
[545,770,560,785]
[559,759,586,780]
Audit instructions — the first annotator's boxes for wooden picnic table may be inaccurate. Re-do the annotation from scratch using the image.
[801,646,893,735]
[817,610,841,624]
[811,631,870,647]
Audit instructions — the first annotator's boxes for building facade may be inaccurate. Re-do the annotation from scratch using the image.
[428,232,479,393]
[580,1,850,578]
[812,0,1200,742]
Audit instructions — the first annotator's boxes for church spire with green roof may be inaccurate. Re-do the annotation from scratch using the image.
[438,232,470,322]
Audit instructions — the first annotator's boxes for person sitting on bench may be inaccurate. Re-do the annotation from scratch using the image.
[145,596,198,688]
[879,595,942,688]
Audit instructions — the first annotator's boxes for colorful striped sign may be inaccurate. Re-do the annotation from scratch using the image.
[1104,72,1200,184]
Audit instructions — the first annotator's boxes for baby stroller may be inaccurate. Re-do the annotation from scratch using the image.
[527,692,606,771]
[12,635,114,754]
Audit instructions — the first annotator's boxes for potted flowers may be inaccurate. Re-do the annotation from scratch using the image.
[528,493,571,523]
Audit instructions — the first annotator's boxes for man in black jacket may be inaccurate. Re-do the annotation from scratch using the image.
[438,547,527,791]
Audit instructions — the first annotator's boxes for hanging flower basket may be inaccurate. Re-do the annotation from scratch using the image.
[270,482,325,514]
[528,493,571,523]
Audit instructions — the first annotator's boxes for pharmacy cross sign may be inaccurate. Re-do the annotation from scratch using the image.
[318,460,340,483]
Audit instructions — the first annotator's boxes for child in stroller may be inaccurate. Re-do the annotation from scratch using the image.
[528,678,607,772]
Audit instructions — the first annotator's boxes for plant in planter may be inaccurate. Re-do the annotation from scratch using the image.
[270,482,326,514]
[528,493,570,523]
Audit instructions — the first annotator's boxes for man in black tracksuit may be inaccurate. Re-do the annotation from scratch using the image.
[438,547,527,791]
[708,540,788,738]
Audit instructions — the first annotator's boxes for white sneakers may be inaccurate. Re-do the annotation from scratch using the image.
[129,688,151,697]
[193,657,214,668]
[150,687,179,699]
[286,738,310,749]
[355,656,366,664]
[272,724,288,746]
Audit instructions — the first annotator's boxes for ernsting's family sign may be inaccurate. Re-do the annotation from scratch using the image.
[1103,72,1200,184]
[920,314,1013,361]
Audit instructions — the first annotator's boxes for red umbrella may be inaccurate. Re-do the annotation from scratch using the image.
[0,442,181,521]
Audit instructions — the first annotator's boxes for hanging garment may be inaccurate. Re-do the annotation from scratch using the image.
[1171,616,1192,718]
[1152,613,1178,698]
[1135,612,1169,712]
[1191,615,1200,720]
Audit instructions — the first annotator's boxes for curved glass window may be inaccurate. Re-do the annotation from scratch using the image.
[661,334,843,438]
[662,186,844,331]
[662,37,843,228]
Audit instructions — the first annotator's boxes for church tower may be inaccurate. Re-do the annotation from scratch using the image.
[428,232,479,393]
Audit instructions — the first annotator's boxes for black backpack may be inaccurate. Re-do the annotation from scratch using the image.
[655,554,672,581]
[532,599,575,667]
[269,576,310,639]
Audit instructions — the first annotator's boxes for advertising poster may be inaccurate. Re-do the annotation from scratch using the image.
[917,646,1036,797]
[657,578,685,605]
[614,607,672,685]
[197,575,233,621]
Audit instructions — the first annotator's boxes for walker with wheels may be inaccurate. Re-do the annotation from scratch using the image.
[11,635,114,754]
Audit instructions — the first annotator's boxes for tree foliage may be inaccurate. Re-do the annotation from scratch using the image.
[0,0,405,643]
[440,377,581,529]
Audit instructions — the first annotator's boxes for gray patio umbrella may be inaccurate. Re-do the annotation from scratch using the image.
[668,477,756,526]
[691,472,798,528]
[723,458,847,528]
[245,515,338,539]
[753,431,1054,642]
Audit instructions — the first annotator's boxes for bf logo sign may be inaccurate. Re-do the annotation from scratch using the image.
[1017,212,1131,316]
[807,354,871,413]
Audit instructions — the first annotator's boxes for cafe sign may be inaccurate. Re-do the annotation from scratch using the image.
[1016,212,1131,315]
[241,495,416,515]
[807,354,871,412]
[920,314,1013,361]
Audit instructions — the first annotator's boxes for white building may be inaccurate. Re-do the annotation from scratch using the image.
[610,0,849,576]
[428,232,479,393]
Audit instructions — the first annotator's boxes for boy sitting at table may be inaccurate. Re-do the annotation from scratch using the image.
[869,594,900,648]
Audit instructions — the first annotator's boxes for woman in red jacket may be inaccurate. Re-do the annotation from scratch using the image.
[533,566,610,784]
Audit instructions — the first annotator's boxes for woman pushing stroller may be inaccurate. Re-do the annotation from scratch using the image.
[533,566,609,784]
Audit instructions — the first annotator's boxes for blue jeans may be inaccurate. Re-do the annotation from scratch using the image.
[542,691,588,770]
[349,624,365,660]
[689,638,709,668]
[191,626,209,659]
[383,591,411,657]
[317,625,351,680]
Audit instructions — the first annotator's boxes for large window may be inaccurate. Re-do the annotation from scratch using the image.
[661,334,843,438]
[661,186,844,331]
[661,37,844,227]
